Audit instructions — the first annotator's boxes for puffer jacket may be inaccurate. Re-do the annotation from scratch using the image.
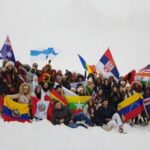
[52,106,73,125]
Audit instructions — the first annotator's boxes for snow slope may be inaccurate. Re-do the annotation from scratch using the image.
[0,119,150,150]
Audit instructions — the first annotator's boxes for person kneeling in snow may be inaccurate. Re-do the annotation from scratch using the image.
[97,99,124,133]
[51,101,94,128]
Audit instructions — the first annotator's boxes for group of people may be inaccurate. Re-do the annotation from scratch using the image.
[0,59,150,133]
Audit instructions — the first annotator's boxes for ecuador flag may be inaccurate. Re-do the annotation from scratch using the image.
[65,96,91,114]
[2,96,30,122]
[118,93,144,122]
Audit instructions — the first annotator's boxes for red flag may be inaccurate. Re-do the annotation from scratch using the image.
[31,96,54,120]
[50,89,68,105]
[0,95,4,113]
[124,70,136,84]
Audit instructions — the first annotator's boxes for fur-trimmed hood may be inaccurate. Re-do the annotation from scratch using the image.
[19,83,32,94]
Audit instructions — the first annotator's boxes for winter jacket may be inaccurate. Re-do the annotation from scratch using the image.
[0,75,7,94]
[52,106,73,125]
[102,85,111,98]
[2,70,20,94]
[97,106,116,125]
[87,104,101,125]
[110,93,122,110]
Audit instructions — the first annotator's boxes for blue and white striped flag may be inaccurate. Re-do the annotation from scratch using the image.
[30,47,58,61]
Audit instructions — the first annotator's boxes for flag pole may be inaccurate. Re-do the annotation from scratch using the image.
[143,100,150,125]
[143,101,150,119]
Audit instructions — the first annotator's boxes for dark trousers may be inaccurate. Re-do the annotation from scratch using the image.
[68,112,94,128]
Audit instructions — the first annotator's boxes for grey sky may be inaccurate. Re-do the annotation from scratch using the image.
[0,0,150,75]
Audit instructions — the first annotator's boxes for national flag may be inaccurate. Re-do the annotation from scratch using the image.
[135,64,150,85]
[2,96,30,122]
[0,36,16,62]
[89,65,97,73]
[30,47,58,61]
[31,96,53,120]
[96,48,119,81]
[78,54,93,74]
[34,100,50,120]
[65,96,91,114]
[50,89,68,105]
[118,93,144,122]
[143,97,150,119]
[124,70,136,84]
[86,85,93,96]
[62,86,78,96]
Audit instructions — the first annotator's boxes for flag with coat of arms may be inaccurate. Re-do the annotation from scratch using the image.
[96,48,120,81]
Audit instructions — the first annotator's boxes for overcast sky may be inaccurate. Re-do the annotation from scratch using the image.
[0,0,150,75]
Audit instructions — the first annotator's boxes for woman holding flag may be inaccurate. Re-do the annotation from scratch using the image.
[7,83,32,104]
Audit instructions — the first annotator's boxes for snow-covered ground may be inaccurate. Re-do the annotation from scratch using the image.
[0,119,150,150]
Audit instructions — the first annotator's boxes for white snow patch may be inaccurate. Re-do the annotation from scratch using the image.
[0,119,150,150]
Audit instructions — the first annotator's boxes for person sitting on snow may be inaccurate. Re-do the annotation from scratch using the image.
[51,101,94,128]
[97,98,125,133]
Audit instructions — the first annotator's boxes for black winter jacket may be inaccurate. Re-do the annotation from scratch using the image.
[52,106,73,125]
[97,106,116,125]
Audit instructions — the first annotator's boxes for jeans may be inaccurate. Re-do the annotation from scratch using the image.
[73,112,94,126]
[68,123,81,128]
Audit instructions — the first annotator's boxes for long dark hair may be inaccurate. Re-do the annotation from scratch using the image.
[35,86,41,99]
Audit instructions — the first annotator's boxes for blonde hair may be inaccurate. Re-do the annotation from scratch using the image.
[19,83,31,94]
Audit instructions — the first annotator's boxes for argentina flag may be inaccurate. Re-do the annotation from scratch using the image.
[30,47,58,61]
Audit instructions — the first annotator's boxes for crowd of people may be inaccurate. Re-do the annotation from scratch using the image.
[0,59,150,133]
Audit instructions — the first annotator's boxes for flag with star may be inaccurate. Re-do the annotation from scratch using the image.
[0,36,16,62]
[65,96,91,114]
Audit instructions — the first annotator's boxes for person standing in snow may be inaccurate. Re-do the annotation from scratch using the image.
[31,85,54,121]
[1,61,21,94]
[102,79,111,99]
[110,86,122,110]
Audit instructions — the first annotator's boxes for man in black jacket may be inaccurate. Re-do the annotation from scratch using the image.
[97,98,124,133]
[52,101,94,128]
